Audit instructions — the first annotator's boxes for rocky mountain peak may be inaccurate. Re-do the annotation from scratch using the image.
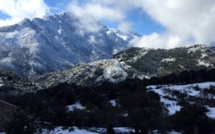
[0,12,138,77]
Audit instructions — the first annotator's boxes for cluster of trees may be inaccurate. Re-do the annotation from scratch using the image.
[147,68,215,85]
[2,68,215,133]
[172,104,215,134]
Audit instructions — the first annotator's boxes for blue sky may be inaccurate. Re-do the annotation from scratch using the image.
[0,11,10,19]
[43,0,165,35]
[0,0,164,35]
[99,8,165,35]
[0,0,215,48]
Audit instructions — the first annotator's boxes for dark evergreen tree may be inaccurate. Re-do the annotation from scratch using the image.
[106,123,115,134]
[5,109,43,134]
[119,90,166,133]
[172,104,214,134]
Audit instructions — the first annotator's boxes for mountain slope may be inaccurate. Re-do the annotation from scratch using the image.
[33,59,144,88]
[0,12,138,77]
[114,44,215,77]
[33,45,215,88]
[0,70,36,97]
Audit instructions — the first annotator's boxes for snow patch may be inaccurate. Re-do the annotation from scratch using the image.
[44,126,181,134]
[207,107,215,118]
[4,31,19,38]
[46,126,134,134]
[48,127,98,134]
[161,97,181,115]
[89,35,96,44]
[149,82,215,97]
[201,53,208,58]
[102,60,128,83]
[58,28,62,34]
[187,45,203,53]
[67,102,84,112]
[151,88,181,115]
[115,33,129,41]
[113,49,119,55]
[148,82,215,115]
[0,78,4,87]
[114,127,134,133]
[18,28,39,55]
[90,59,130,83]
[161,58,175,62]
[188,47,198,53]
[109,100,117,106]
[129,49,148,62]
[0,57,14,63]
[198,59,211,67]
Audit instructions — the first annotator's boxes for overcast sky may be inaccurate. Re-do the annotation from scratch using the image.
[0,0,215,48]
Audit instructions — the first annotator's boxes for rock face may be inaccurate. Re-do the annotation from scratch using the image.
[0,12,138,77]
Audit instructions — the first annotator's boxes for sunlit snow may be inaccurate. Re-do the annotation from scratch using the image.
[67,102,84,112]
[148,82,215,116]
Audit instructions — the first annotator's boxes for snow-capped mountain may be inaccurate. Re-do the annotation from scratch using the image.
[0,12,138,77]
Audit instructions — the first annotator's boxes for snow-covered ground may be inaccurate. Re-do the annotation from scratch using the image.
[46,127,99,134]
[207,107,215,118]
[160,97,181,115]
[147,82,215,116]
[44,126,134,134]
[67,102,84,112]
[109,100,117,107]
[43,126,182,134]
[161,58,176,62]
[90,59,132,83]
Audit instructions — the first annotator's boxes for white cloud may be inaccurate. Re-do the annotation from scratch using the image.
[130,32,188,49]
[68,0,215,48]
[67,0,133,34]
[0,0,49,26]
[131,0,215,48]
[1,0,215,48]
[117,22,133,33]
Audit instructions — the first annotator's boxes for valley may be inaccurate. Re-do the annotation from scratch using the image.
[0,12,214,134]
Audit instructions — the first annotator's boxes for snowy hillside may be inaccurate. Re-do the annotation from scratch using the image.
[0,70,36,97]
[114,44,215,77]
[33,59,144,88]
[0,12,137,77]
[147,82,215,117]
[42,126,182,134]
[32,44,215,88]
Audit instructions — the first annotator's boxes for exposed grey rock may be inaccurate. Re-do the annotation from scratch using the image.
[0,12,138,77]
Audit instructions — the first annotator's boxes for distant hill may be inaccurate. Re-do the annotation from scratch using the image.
[114,44,215,77]
[33,44,215,88]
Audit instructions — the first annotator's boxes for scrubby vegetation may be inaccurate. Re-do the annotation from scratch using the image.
[1,68,215,133]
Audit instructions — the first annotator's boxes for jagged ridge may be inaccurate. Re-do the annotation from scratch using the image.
[0,12,138,77]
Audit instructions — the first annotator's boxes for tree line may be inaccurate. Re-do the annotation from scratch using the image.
[1,68,215,134]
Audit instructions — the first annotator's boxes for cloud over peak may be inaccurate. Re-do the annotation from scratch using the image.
[67,0,215,48]
[138,0,215,48]
[0,0,49,26]
[0,0,215,48]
